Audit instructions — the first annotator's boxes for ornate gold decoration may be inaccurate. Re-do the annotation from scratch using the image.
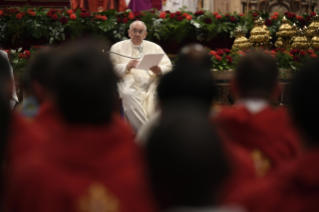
[291,28,310,50]
[307,15,319,38]
[260,17,272,39]
[251,149,271,177]
[275,16,294,48]
[249,18,270,48]
[232,28,251,50]
[311,28,319,49]
[79,183,120,212]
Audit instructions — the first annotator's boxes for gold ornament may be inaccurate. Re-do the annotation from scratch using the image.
[275,16,294,48]
[249,18,270,48]
[307,15,319,38]
[291,28,310,50]
[232,28,251,50]
[311,28,319,49]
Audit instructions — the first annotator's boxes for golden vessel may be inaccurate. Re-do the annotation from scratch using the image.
[275,16,294,48]
[307,15,319,38]
[311,28,319,49]
[232,28,251,50]
[249,19,270,48]
[291,28,310,50]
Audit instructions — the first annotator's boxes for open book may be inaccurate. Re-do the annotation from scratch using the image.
[136,53,165,71]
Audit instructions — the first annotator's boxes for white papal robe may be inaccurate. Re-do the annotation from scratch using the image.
[110,40,172,131]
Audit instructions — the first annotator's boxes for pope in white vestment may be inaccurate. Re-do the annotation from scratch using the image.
[110,21,172,131]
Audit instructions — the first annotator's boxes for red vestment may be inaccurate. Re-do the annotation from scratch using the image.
[5,103,157,212]
[225,149,319,212]
[6,112,46,168]
[214,105,302,172]
[71,0,127,12]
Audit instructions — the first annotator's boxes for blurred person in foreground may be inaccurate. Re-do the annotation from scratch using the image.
[0,50,18,108]
[136,43,216,144]
[224,59,319,212]
[145,110,245,212]
[214,52,302,179]
[5,40,157,212]
[110,20,172,131]
[18,49,55,120]
[0,54,45,170]
[0,86,10,198]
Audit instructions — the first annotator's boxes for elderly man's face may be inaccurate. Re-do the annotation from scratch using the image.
[128,22,148,46]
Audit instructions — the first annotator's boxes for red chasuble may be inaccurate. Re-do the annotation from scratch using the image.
[71,0,127,12]
[225,150,319,212]
[5,103,157,212]
[214,105,302,177]
[6,112,46,168]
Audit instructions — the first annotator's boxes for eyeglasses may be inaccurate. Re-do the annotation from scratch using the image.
[131,29,144,35]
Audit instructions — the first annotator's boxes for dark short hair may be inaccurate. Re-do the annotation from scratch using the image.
[24,49,55,92]
[235,52,279,98]
[291,60,319,143]
[157,69,216,107]
[146,113,230,209]
[52,40,118,124]
[157,44,216,108]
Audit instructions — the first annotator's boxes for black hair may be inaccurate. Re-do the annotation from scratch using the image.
[146,112,230,209]
[52,39,118,124]
[235,52,279,98]
[24,49,55,92]
[157,44,216,109]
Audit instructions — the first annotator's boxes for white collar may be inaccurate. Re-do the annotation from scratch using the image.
[235,99,269,114]
[130,39,144,48]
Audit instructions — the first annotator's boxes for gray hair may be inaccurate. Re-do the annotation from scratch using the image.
[129,20,147,32]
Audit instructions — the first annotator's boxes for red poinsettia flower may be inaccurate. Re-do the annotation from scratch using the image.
[216,50,224,56]
[265,19,272,26]
[203,17,212,24]
[225,55,232,63]
[230,16,236,22]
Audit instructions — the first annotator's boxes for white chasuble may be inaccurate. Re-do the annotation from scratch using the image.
[110,40,172,131]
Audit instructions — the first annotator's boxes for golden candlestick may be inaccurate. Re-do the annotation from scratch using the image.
[232,28,251,50]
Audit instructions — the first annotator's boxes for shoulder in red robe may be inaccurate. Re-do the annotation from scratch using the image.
[5,103,157,212]
[214,105,302,173]
[225,149,319,212]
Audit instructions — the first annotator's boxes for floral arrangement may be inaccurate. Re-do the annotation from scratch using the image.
[208,47,319,72]
[0,6,318,47]
[2,45,45,77]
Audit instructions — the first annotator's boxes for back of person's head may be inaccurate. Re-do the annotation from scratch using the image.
[157,44,216,110]
[235,52,279,99]
[291,60,319,145]
[146,111,230,209]
[0,52,13,100]
[174,44,212,72]
[51,39,117,124]
[24,49,55,103]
